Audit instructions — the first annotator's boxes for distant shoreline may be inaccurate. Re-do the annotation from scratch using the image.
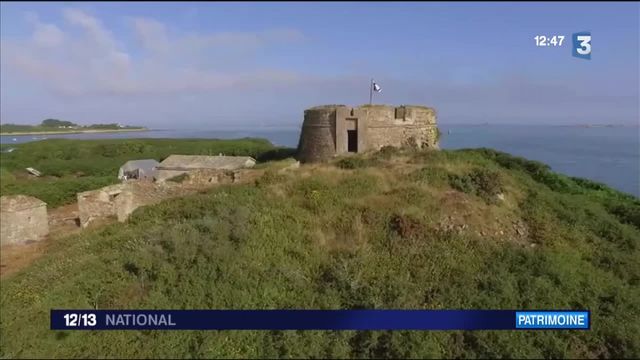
[0,128,149,136]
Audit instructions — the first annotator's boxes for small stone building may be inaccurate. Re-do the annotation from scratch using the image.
[76,182,184,228]
[297,104,439,163]
[0,195,49,245]
[77,184,123,228]
[118,159,160,181]
[155,155,256,182]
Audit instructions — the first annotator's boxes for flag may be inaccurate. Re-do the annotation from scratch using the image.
[373,81,382,93]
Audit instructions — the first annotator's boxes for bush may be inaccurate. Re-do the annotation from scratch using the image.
[473,148,550,173]
[374,145,402,160]
[257,147,297,162]
[389,213,423,239]
[470,168,504,199]
[410,166,449,187]
[255,169,287,187]
[449,168,504,204]
[608,201,640,230]
[336,157,379,169]
[449,173,476,194]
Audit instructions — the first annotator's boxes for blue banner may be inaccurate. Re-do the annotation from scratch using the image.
[516,311,589,329]
[50,310,590,330]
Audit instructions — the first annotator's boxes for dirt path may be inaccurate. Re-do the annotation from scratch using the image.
[0,241,51,278]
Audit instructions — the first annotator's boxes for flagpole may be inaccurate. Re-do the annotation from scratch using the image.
[369,78,373,105]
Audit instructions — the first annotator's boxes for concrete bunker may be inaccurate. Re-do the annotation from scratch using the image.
[0,195,49,245]
[77,184,124,228]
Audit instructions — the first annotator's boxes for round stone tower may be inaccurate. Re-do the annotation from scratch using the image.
[296,105,345,163]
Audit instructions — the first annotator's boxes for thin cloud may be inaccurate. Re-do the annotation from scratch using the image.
[2,9,307,98]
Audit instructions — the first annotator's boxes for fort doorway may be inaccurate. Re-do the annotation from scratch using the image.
[346,118,358,153]
[347,130,358,152]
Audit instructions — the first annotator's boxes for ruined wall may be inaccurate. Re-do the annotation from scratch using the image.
[0,201,48,245]
[180,169,237,186]
[156,168,243,184]
[297,105,341,163]
[113,183,182,222]
[365,105,439,151]
[156,169,189,182]
[77,184,124,228]
[78,182,193,226]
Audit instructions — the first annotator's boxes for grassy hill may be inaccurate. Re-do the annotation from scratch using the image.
[0,138,292,207]
[1,146,639,358]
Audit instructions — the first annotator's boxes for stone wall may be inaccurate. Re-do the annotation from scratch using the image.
[78,182,195,227]
[181,169,237,186]
[113,183,182,222]
[156,169,189,182]
[77,184,124,228]
[0,196,49,245]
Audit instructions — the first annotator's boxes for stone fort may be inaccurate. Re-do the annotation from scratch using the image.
[297,104,439,162]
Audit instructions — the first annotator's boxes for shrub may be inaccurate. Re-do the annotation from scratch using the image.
[255,169,287,187]
[449,168,504,204]
[449,173,476,194]
[374,145,402,160]
[473,148,550,173]
[257,147,297,162]
[410,166,449,187]
[336,157,379,169]
[571,177,610,192]
[608,201,640,230]
[389,213,423,239]
[470,168,504,200]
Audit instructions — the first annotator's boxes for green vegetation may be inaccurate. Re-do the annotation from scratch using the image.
[1,146,638,358]
[0,138,282,207]
[41,119,78,128]
[448,168,504,204]
[0,119,145,134]
[336,156,380,169]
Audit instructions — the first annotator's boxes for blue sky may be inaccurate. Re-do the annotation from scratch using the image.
[1,2,638,128]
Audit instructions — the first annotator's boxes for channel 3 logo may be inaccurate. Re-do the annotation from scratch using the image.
[572,32,592,60]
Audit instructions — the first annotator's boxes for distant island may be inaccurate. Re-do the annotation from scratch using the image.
[559,123,636,128]
[0,119,148,135]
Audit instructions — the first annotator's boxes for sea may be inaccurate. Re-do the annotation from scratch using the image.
[1,124,638,197]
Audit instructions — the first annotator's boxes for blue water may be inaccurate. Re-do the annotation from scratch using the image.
[439,125,639,197]
[1,125,638,197]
